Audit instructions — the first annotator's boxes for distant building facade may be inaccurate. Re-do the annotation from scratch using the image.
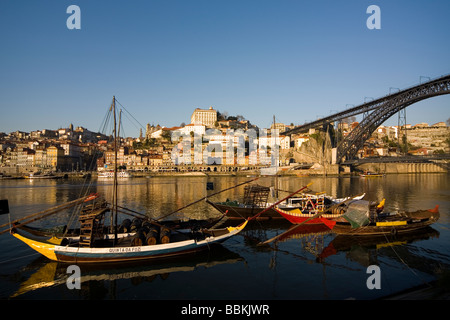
[191,107,217,128]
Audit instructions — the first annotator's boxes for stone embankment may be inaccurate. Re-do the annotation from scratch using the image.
[288,130,448,175]
[356,162,447,174]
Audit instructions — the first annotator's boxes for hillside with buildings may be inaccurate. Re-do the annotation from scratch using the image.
[0,106,449,176]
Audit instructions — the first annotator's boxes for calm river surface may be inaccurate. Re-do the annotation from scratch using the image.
[0,173,449,300]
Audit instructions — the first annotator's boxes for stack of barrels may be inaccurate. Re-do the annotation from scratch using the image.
[119,218,171,246]
[330,205,346,215]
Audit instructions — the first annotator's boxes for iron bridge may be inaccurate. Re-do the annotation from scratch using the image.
[283,74,450,163]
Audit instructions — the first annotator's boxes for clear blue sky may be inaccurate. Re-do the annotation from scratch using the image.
[1,0,449,136]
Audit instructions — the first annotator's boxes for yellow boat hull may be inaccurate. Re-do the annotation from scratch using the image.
[10,220,248,264]
[12,232,59,261]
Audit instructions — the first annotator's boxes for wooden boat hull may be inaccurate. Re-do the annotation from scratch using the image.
[212,202,280,220]
[11,220,248,264]
[212,194,365,220]
[360,174,384,178]
[273,207,340,229]
[332,206,439,236]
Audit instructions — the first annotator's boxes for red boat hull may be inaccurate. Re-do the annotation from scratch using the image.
[275,208,337,229]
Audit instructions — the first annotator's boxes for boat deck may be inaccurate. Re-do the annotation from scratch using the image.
[65,229,212,249]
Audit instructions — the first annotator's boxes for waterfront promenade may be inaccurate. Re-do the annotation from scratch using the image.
[1,158,448,181]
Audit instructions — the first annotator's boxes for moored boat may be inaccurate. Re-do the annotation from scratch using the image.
[360,171,384,177]
[10,219,247,264]
[272,194,371,228]
[332,201,439,236]
[5,97,248,264]
[213,183,365,221]
[98,170,132,178]
[24,172,63,179]
[211,184,276,219]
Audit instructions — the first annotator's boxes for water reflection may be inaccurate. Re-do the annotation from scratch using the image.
[320,227,441,268]
[241,219,447,287]
[2,174,447,221]
[11,245,243,299]
[1,173,449,300]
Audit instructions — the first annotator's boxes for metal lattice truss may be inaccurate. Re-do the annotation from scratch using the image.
[283,74,450,163]
[337,75,450,162]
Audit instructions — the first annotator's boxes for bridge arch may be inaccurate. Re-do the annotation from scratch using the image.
[283,74,450,163]
[336,75,450,162]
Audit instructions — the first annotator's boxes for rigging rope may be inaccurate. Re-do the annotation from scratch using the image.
[382,232,432,288]
[114,98,146,132]
[64,99,116,235]
[0,252,40,265]
[63,97,147,235]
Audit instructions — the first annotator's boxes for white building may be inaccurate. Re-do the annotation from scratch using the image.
[176,124,206,136]
[191,107,217,127]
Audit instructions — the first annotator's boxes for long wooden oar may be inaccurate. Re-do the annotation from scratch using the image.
[0,195,93,235]
[155,177,259,221]
[0,196,89,230]
[248,183,312,221]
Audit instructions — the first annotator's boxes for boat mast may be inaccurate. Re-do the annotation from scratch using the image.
[114,106,122,244]
[118,109,122,138]
[110,96,119,238]
[273,114,278,201]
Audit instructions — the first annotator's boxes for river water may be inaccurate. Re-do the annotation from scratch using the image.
[0,173,449,301]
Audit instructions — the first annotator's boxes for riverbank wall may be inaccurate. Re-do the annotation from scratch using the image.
[354,162,448,174]
[0,161,447,180]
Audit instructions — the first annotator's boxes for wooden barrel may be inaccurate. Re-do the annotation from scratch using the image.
[160,227,171,244]
[140,221,152,236]
[130,218,142,232]
[119,219,131,233]
[145,227,159,245]
[331,206,345,215]
[131,230,144,246]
